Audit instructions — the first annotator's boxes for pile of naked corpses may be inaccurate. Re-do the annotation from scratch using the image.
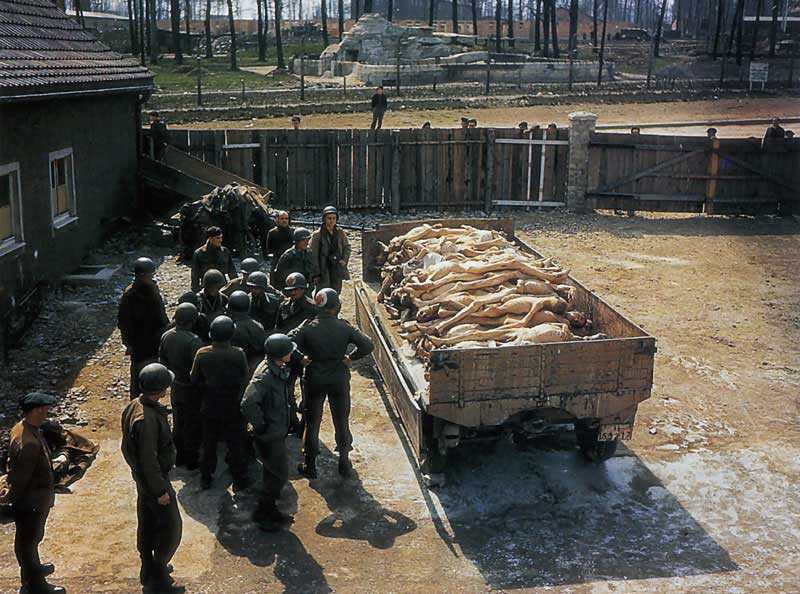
[375,224,606,362]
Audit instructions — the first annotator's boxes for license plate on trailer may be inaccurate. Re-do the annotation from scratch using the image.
[598,424,633,441]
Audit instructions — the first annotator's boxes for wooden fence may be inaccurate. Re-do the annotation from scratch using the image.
[587,132,800,215]
[163,127,570,211]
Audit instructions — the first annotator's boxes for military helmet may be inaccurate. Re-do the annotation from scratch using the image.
[315,288,340,311]
[264,333,295,359]
[210,315,235,342]
[240,258,259,274]
[178,291,200,307]
[133,257,156,276]
[322,205,338,218]
[247,271,269,290]
[284,272,307,293]
[138,363,174,395]
[293,227,312,243]
[174,302,198,325]
[202,268,226,289]
[227,290,251,313]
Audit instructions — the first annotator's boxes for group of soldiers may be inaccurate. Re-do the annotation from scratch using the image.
[5,205,373,594]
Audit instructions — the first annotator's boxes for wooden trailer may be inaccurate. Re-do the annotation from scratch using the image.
[354,218,656,471]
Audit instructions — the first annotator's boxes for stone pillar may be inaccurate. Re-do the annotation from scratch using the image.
[566,111,597,213]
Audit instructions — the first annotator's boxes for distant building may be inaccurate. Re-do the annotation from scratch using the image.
[0,0,153,354]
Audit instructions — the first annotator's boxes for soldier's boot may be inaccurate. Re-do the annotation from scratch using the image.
[139,556,155,586]
[297,454,317,479]
[338,451,353,477]
[23,583,66,594]
[37,564,55,577]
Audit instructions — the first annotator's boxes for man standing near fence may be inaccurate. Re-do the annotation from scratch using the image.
[370,86,388,130]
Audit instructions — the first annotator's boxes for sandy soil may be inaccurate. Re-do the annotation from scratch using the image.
[174,96,800,137]
[0,211,799,593]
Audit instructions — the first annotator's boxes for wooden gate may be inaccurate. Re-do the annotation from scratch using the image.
[587,132,800,215]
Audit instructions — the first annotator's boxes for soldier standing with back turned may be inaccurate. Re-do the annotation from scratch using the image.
[7,392,65,594]
[118,257,169,400]
[121,363,184,594]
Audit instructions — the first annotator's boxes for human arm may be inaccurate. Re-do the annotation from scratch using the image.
[117,293,132,348]
[134,419,170,498]
[309,231,322,279]
[340,230,351,266]
[348,326,375,362]
[7,442,40,506]
[241,380,267,435]
[190,256,201,293]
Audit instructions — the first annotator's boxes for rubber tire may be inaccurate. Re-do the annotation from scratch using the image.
[576,424,619,463]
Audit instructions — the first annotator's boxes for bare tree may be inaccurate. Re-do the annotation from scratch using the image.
[170,0,183,63]
[274,0,285,69]
[534,0,541,50]
[184,0,191,38]
[452,0,459,33]
[592,0,598,46]
[495,0,502,51]
[652,0,667,57]
[387,0,393,20]
[542,0,550,55]
[257,0,266,60]
[204,0,212,58]
[597,0,608,85]
[750,0,763,59]
[322,0,329,42]
[507,0,514,47]
[127,0,138,54]
[768,0,778,56]
[148,0,158,63]
[568,0,578,55]
[549,0,559,56]
[339,0,344,39]
[471,0,478,36]
[428,0,435,25]
[138,0,145,64]
[226,0,237,69]
[712,0,724,58]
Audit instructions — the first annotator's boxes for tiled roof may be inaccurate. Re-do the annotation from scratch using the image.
[0,0,153,99]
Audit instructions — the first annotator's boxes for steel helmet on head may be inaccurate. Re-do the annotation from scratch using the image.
[138,363,174,395]
[227,290,251,313]
[293,227,312,243]
[202,268,226,289]
[174,302,198,325]
[179,291,200,307]
[210,315,236,342]
[246,271,269,290]
[283,272,307,293]
[322,205,338,218]
[315,288,340,311]
[240,258,259,274]
[264,333,295,359]
[134,257,156,276]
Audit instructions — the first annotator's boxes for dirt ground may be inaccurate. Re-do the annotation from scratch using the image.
[175,96,800,137]
[0,211,799,593]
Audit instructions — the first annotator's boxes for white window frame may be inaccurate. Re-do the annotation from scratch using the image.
[0,161,25,258]
[48,147,78,230]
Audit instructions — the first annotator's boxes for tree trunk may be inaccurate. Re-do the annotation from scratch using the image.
[128,0,138,55]
[768,0,778,56]
[549,0,559,57]
[204,0,212,58]
[634,0,640,24]
[750,0,763,59]
[592,0,598,46]
[597,0,608,85]
[339,0,345,39]
[226,0,237,70]
[321,0,329,42]
[507,0,514,46]
[428,0,435,26]
[568,0,577,55]
[734,0,745,64]
[652,0,667,57]
[452,0,459,33]
[184,0,191,39]
[363,0,372,13]
[274,0,285,68]
[257,0,266,60]
[495,0,502,51]
[170,0,182,63]
[138,0,145,64]
[148,0,158,63]
[712,0,723,58]
[534,0,541,50]
[542,0,550,55]
[472,0,478,35]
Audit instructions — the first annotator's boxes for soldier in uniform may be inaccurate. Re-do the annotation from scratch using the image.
[159,303,204,469]
[310,206,351,294]
[275,272,318,435]
[190,316,251,490]
[118,257,169,400]
[246,271,281,333]
[241,334,296,532]
[273,227,314,293]
[177,291,210,343]
[264,211,294,282]
[197,269,229,323]
[8,392,65,594]
[121,363,184,594]
[222,257,260,297]
[291,289,374,478]
[227,291,267,374]
[191,226,237,292]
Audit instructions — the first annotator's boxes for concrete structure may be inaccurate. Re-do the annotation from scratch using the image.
[0,0,153,354]
[566,111,598,213]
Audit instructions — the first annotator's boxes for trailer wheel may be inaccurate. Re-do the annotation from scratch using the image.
[576,423,618,463]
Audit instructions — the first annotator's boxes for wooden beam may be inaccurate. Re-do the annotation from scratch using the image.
[496,138,570,146]
[589,192,705,202]
[594,149,705,193]
[706,138,719,214]
[715,151,797,192]
[493,200,566,207]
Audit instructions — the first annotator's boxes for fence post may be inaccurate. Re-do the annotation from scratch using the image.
[391,130,401,214]
[259,131,268,187]
[566,111,597,213]
[706,138,720,215]
[484,128,495,212]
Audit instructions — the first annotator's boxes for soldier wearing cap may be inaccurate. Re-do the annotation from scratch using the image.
[121,363,184,594]
[310,206,351,294]
[273,227,314,294]
[197,269,229,323]
[246,271,281,333]
[227,291,267,374]
[159,303,204,469]
[8,392,65,594]
[264,211,294,282]
[222,257,260,297]
[118,257,169,399]
[190,316,251,490]
[241,334,296,531]
[191,226,236,293]
[290,288,374,479]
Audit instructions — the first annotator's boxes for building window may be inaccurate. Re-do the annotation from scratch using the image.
[0,162,24,256]
[49,148,77,228]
